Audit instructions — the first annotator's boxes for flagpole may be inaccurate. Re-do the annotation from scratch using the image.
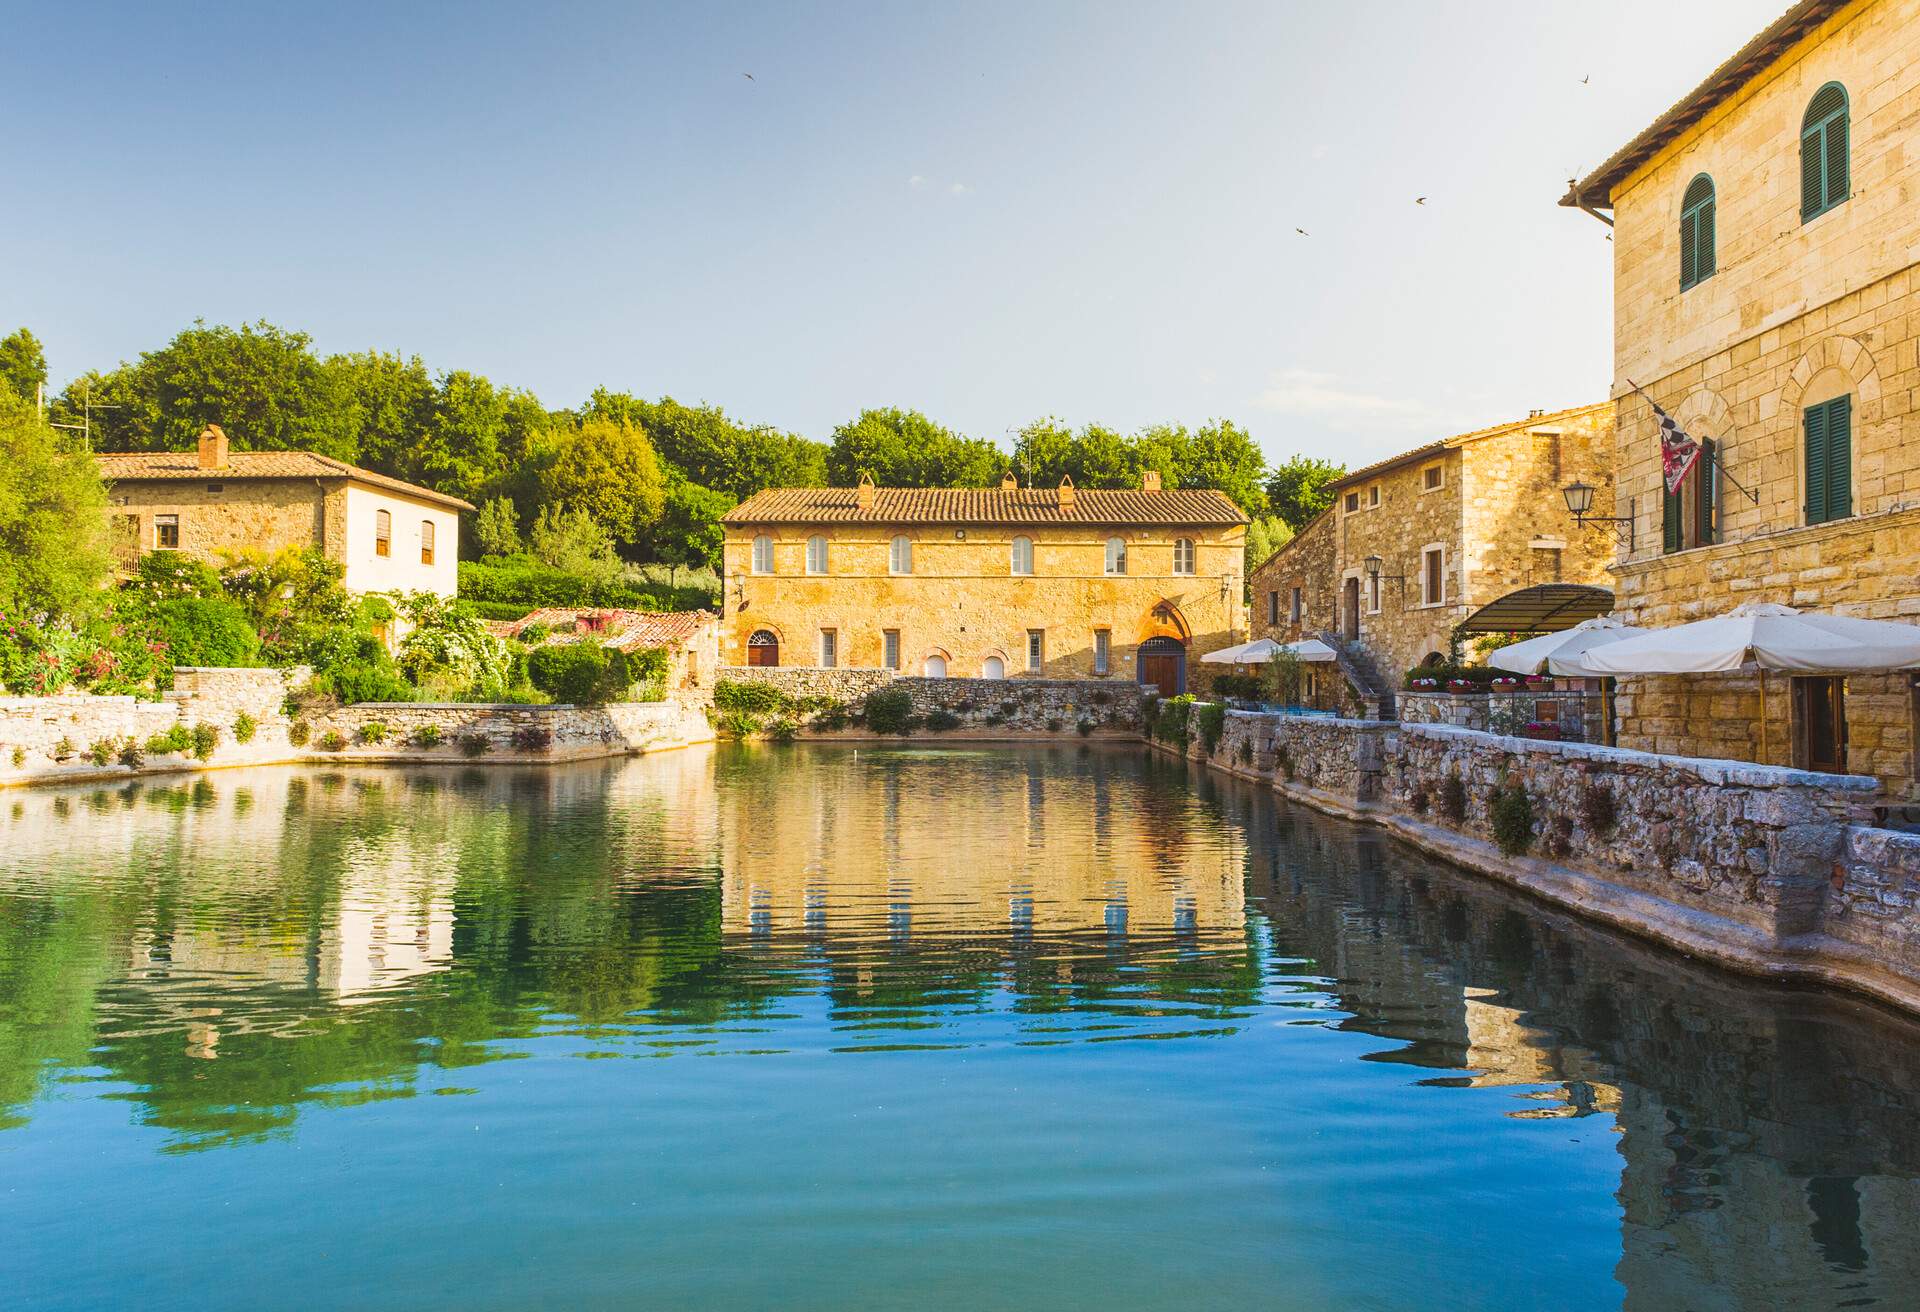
[1625,378,1760,506]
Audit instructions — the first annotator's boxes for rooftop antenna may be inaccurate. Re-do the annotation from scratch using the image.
[47,379,119,450]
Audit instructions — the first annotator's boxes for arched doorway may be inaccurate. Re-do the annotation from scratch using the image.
[747,630,780,667]
[1137,636,1186,696]
[925,654,948,678]
[982,656,1005,679]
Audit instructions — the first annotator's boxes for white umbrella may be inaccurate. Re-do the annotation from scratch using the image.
[1277,638,1337,663]
[1201,638,1280,664]
[1489,616,1648,677]
[1578,602,1920,675]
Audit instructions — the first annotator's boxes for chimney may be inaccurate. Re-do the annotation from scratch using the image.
[857,472,875,511]
[1142,469,1161,492]
[197,424,229,470]
[1001,471,1018,491]
[1057,474,1076,512]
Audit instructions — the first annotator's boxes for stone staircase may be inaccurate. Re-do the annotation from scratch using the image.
[1317,630,1396,720]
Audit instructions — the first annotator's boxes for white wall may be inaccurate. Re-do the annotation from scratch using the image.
[341,484,460,597]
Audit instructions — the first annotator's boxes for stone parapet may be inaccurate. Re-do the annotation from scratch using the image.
[304,700,714,761]
[715,666,895,703]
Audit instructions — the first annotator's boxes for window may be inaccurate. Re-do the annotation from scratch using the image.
[1343,491,1361,514]
[1679,174,1716,289]
[819,629,837,668]
[375,509,391,557]
[1027,629,1044,672]
[883,629,900,670]
[806,535,828,574]
[752,535,774,574]
[747,630,779,666]
[1421,464,1443,492]
[1172,537,1195,575]
[983,655,1005,679]
[1367,573,1380,614]
[924,654,947,678]
[1801,82,1849,223]
[1422,547,1444,606]
[1093,629,1110,675]
[1011,535,1034,576]
[154,513,180,549]
[1104,537,1127,575]
[1290,587,1303,624]
[1368,484,1380,508]
[1267,590,1279,625]
[1662,437,1719,552]
[1804,395,1853,525]
[421,520,435,565]
[890,535,912,574]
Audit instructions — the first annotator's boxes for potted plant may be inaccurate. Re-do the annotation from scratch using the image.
[1490,676,1521,690]
[1520,720,1561,740]
[1446,678,1478,694]
[1525,674,1552,688]
[1409,676,1441,690]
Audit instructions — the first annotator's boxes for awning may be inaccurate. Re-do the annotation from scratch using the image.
[1457,584,1614,635]
[1489,616,1648,676]
[1579,602,1920,675]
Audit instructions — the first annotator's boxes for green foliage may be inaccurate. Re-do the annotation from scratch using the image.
[863,687,916,735]
[528,504,622,586]
[1210,674,1264,701]
[9,745,23,768]
[357,721,390,745]
[53,736,74,761]
[117,738,145,768]
[287,720,311,747]
[191,722,220,761]
[924,709,962,732]
[1194,702,1227,755]
[231,712,257,744]
[1245,514,1294,576]
[510,725,553,751]
[1153,694,1195,745]
[395,592,515,700]
[644,474,731,571]
[145,596,262,668]
[472,496,522,557]
[1264,455,1346,532]
[1579,783,1618,834]
[715,710,762,739]
[304,626,413,705]
[146,724,193,756]
[460,734,491,757]
[1403,663,1498,690]
[316,730,347,752]
[1076,719,1095,736]
[217,548,353,662]
[0,402,113,621]
[459,558,711,613]
[525,642,632,705]
[412,724,442,749]
[538,419,666,549]
[828,408,1003,488]
[766,715,799,742]
[1490,783,1535,856]
[87,739,114,766]
[0,328,48,404]
[1010,417,1271,515]
[714,680,795,715]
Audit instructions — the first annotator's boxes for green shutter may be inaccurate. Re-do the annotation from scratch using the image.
[1663,478,1682,553]
[1695,437,1717,546]
[1826,110,1849,209]
[1802,127,1825,220]
[1697,201,1715,279]
[1679,210,1698,288]
[1827,394,1852,521]
[1805,402,1830,523]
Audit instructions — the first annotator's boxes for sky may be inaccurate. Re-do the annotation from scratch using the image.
[6,0,1784,471]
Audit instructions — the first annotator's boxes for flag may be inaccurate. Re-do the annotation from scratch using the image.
[1631,381,1701,495]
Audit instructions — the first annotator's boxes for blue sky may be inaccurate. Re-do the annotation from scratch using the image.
[8,1,1781,469]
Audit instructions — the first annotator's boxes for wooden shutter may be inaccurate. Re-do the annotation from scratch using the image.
[1679,209,1697,288]
[1663,475,1682,553]
[1805,402,1830,523]
[1697,201,1715,279]
[1693,437,1717,546]
[1825,111,1849,209]
[1826,395,1852,522]
[1801,127,1825,220]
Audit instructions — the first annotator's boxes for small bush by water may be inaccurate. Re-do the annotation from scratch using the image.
[864,688,915,735]
[1490,782,1535,856]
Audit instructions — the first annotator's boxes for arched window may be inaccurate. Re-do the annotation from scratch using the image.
[751,535,773,574]
[1010,535,1033,576]
[806,535,828,574]
[1679,174,1715,290]
[1801,82,1849,222]
[924,654,947,678]
[982,656,1005,679]
[747,630,780,667]
[1105,537,1127,575]
[889,535,912,574]
[1172,537,1195,575]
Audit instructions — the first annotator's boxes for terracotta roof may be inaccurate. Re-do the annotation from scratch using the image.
[96,449,476,511]
[722,485,1248,527]
[504,607,716,651]
[1561,0,1848,209]
[1332,401,1612,490]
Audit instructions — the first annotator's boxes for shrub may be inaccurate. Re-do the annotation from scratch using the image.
[457,559,712,614]
[191,722,220,761]
[87,739,114,766]
[766,715,799,742]
[864,687,915,735]
[146,595,262,668]
[53,736,74,761]
[518,622,552,645]
[1437,775,1467,822]
[287,719,312,747]
[317,730,347,752]
[511,725,553,751]
[924,709,962,732]
[1579,783,1617,834]
[232,712,257,744]
[1408,785,1430,815]
[461,734,491,757]
[1211,674,1263,701]
[526,643,632,705]
[1046,717,1064,732]
[1078,719,1096,737]
[1195,702,1227,755]
[117,738,145,768]
[357,721,390,745]
[999,700,1018,715]
[146,724,192,756]
[1153,694,1194,746]
[1490,782,1535,856]
[1543,814,1574,860]
[412,724,443,749]
[1090,690,1111,705]
[714,680,795,715]
[717,710,762,738]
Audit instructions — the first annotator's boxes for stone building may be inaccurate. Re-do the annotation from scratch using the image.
[1563,0,1920,791]
[718,473,1247,694]
[97,425,470,597]
[1249,403,1615,703]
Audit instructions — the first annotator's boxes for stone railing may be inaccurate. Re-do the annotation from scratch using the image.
[1833,827,1920,967]
[715,666,896,702]
[1398,688,1607,743]
[713,667,1148,736]
[305,700,713,760]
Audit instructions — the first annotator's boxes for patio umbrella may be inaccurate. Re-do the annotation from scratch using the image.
[1277,638,1338,663]
[1200,638,1281,664]
[1489,616,1649,677]
[1577,602,1920,764]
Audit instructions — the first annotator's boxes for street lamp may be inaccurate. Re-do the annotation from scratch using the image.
[1561,481,1635,552]
[1363,554,1404,594]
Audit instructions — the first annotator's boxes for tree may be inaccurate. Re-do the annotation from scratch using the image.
[586,391,826,501]
[472,497,522,558]
[0,394,113,619]
[1178,419,1270,516]
[528,504,622,586]
[1265,455,1346,532]
[0,328,48,406]
[537,418,666,550]
[644,474,732,572]
[827,408,1001,487]
[1244,514,1294,577]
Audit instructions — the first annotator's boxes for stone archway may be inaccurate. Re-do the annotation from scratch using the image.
[746,629,781,667]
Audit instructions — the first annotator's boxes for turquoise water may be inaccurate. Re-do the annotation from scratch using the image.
[2,744,1918,1310]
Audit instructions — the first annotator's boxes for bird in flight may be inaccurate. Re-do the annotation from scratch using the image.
[743,72,755,81]
[1415,196,1427,205]
[1295,227,1309,236]
[1581,74,1590,85]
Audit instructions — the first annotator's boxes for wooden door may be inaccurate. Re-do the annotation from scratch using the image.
[746,632,779,667]
[1343,577,1360,641]
[1793,676,1846,774]
[1141,653,1180,696]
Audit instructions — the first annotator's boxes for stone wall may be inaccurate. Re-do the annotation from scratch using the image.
[714,665,896,703]
[1834,826,1920,966]
[714,666,1146,736]
[305,700,713,761]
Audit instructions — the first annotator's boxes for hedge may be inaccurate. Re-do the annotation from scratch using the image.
[526,643,632,705]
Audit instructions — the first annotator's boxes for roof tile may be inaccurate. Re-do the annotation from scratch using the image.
[722,486,1247,527]
[96,450,476,511]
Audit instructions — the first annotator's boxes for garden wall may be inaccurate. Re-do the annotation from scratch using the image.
[713,666,1147,736]
[1165,707,1920,1013]
[305,700,713,761]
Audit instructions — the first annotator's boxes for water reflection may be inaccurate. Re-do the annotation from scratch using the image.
[1,745,1918,1307]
